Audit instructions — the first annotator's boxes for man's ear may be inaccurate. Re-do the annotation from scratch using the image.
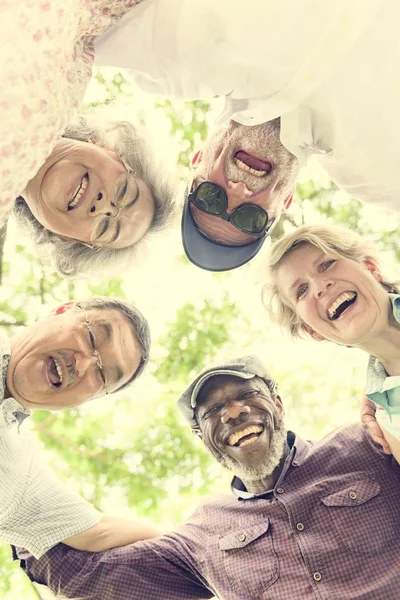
[363,257,383,282]
[301,322,325,341]
[53,301,76,316]
[274,394,285,416]
[283,193,293,211]
[191,150,203,168]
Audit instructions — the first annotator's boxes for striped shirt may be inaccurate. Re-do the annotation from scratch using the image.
[16,424,400,599]
[0,336,100,558]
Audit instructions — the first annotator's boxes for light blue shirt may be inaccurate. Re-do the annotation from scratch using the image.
[365,295,400,421]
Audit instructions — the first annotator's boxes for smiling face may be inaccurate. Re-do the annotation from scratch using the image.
[196,375,286,484]
[7,304,141,410]
[275,244,391,346]
[23,138,155,249]
[190,119,298,245]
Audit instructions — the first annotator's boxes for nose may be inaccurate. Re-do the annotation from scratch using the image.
[313,278,334,299]
[74,352,99,378]
[88,191,119,218]
[221,401,251,424]
[225,180,253,212]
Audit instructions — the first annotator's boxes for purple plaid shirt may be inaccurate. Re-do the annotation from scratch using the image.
[16,425,400,599]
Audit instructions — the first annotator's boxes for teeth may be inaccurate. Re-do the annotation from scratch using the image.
[327,292,356,319]
[53,358,63,384]
[68,174,88,209]
[239,437,258,447]
[228,425,263,447]
[234,158,267,177]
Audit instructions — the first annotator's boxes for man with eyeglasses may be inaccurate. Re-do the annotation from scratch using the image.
[0,296,159,561]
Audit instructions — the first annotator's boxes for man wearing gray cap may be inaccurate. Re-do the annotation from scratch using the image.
[15,356,400,599]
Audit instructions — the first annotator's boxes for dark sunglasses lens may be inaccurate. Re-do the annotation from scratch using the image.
[232,205,268,234]
[193,183,226,215]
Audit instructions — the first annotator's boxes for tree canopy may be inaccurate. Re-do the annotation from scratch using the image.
[1,69,399,598]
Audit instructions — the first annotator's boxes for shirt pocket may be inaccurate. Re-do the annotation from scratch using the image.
[321,479,396,554]
[217,519,279,597]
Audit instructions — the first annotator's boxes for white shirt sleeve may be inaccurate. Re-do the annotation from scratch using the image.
[0,433,100,559]
[95,0,383,120]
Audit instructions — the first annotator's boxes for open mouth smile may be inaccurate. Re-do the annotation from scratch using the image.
[234,151,272,178]
[68,174,88,210]
[327,291,357,320]
[47,356,63,388]
[227,424,264,448]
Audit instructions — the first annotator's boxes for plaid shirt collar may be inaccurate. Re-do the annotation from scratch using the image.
[232,431,310,499]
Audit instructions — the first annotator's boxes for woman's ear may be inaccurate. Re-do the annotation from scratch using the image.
[363,257,383,282]
[301,323,325,341]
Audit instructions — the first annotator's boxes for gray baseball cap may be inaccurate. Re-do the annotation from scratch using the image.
[177,355,278,433]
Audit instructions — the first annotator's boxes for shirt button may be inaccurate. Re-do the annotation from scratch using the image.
[348,491,357,500]
[296,522,305,531]
[239,533,246,542]
[313,572,322,582]
[276,487,285,494]
[292,460,299,467]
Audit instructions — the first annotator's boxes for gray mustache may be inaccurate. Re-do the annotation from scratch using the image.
[58,351,75,387]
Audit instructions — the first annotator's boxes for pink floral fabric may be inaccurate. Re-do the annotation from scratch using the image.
[0,0,139,227]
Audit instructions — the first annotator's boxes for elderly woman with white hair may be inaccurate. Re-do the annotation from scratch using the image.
[264,224,400,461]
[14,115,175,277]
[2,0,175,278]
[2,1,149,227]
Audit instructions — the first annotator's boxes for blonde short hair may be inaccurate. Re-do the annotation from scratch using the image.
[263,224,399,338]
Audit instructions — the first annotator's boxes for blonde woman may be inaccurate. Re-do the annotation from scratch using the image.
[264,224,400,460]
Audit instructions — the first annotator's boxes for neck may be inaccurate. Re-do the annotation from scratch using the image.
[360,312,400,376]
[241,440,291,495]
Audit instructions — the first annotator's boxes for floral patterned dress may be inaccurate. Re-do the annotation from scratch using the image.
[0,0,141,227]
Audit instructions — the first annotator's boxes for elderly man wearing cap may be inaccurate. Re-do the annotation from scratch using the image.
[94,0,400,271]
[15,356,400,599]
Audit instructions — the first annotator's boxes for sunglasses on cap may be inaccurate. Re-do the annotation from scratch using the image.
[188,181,270,237]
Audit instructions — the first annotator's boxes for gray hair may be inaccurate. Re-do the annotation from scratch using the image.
[78,295,150,391]
[14,117,176,278]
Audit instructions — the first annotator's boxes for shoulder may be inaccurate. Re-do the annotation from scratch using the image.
[307,424,397,473]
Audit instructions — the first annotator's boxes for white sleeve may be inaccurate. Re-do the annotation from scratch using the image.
[95,0,383,117]
[0,454,101,559]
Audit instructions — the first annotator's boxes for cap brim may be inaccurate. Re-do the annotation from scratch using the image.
[181,201,266,272]
[191,370,255,408]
